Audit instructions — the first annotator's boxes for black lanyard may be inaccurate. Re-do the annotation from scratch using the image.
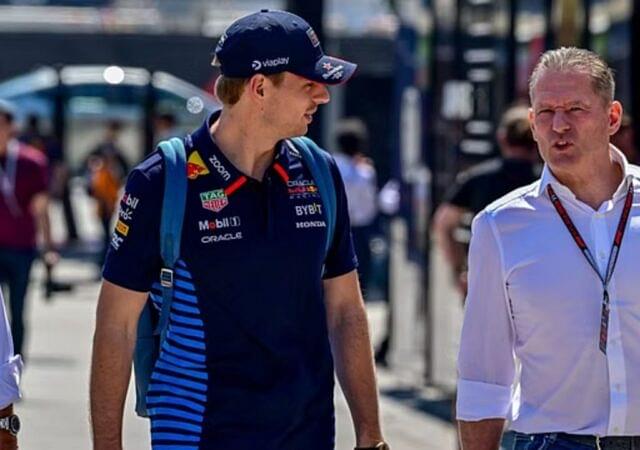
[547,182,634,354]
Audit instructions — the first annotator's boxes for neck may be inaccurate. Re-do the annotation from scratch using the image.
[211,108,278,180]
[551,153,623,210]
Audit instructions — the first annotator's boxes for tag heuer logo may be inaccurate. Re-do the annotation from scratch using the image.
[200,189,228,212]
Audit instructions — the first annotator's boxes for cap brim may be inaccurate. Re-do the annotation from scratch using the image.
[302,55,357,85]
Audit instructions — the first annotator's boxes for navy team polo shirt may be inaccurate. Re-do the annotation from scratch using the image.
[103,112,357,450]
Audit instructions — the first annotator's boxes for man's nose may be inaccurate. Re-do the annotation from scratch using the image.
[313,84,330,105]
[552,111,570,133]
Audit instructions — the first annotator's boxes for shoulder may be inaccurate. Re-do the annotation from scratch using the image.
[124,150,165,195]
[627,163,640,182]
[132,150,164,180]
[455,158,503,184]
[18,143,48,168]
[482,180,541,218]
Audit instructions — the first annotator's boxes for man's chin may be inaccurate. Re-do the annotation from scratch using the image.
[283,125,308,139]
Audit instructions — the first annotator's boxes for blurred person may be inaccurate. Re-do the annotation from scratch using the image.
[153,111,180,143]
[433,104,539,297]
[372,179,400,367]
[458,47,640,449]
[0,100,57,357]
[85,120,129,267]
[611,114,638,164]
[334,117,379,297]
[18,115,73,298]
[0,290,23,450]
[90,10,387,450]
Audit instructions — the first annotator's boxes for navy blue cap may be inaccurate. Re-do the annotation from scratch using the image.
[213,9,357,85]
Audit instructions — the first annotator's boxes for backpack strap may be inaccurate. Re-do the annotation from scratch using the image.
[155,137,187,341]
[290,136,337,257]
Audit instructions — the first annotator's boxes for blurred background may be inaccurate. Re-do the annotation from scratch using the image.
[0,0,638,448]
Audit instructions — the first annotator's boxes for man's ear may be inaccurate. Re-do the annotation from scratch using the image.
[608,100,623,136]
[247,74,267,100]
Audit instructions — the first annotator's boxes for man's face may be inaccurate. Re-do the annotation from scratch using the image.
[262,72,330,138]
[529,70,622,176]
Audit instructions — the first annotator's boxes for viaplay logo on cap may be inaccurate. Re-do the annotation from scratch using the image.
[251,57,290,72]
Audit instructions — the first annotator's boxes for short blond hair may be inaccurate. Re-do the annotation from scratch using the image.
[529,47,615,104]
[215,73,286,106]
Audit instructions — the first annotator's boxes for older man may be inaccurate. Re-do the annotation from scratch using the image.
[457,47,640,449]
[90,9,386,450]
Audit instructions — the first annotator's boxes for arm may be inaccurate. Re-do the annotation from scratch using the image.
[30,191,61,274]
[30,192,54,251]
[459,419,505,450]
[90,280,147,450]
[0,291,21,450]
[456,213,515,449]
[323,270,384,447]
[432,203,468,292]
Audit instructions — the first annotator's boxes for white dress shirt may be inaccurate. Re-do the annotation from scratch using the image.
[0,290,21,409]
[457,148,640,436]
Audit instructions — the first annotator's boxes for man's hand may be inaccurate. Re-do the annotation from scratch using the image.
[0,431,17,450]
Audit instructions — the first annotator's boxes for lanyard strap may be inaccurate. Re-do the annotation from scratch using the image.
[0,140,21,216]
[547,182,633,288]
[547,182,633,354]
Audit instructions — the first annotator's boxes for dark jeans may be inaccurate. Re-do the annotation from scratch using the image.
[511,432,637,450]
[0,247,36,356]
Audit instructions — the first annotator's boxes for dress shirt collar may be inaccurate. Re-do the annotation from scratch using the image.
[535,145,634,202]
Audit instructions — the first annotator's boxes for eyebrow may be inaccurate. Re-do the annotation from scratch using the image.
[535,100,589,110]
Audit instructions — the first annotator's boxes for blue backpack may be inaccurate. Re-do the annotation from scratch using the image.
[133,135,337,417]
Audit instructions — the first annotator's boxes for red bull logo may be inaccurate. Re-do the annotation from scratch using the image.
[187,151,210,180]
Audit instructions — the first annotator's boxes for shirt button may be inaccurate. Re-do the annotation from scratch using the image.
[599,251,606,259]
[615,383,622,391]
[614,427,620,433]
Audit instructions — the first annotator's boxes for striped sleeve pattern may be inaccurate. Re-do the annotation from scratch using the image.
[147,260,208,450]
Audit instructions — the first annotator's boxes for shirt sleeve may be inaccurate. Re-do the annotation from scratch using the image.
[323,157,358,279]
[444,173,473,210]
[456,211,516,421]
[102,154,164,292]
[0,290,22,409]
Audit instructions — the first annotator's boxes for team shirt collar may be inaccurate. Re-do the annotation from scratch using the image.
[536,144,634,202]
[188,111,299,185]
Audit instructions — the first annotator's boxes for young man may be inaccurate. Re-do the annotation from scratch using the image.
[457,47,640,449]
[90,10,387,450]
